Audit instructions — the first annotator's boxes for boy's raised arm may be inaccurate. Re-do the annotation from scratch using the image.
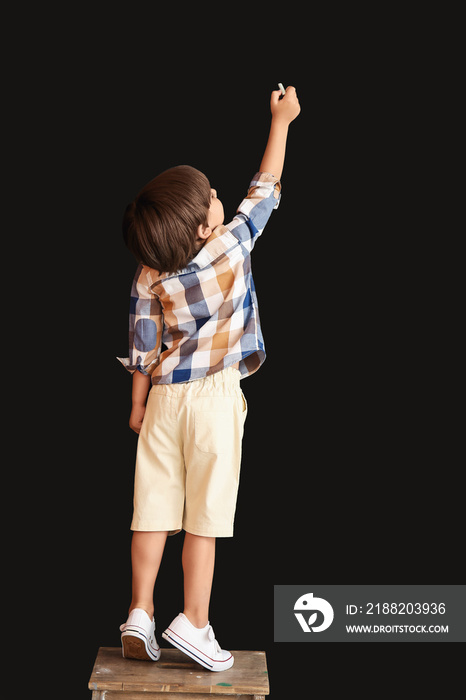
[259,86,301,180]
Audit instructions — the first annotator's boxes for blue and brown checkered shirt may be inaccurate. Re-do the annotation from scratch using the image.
[118,172,281,384]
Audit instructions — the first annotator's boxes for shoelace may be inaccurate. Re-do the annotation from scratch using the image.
[207,625,222,654]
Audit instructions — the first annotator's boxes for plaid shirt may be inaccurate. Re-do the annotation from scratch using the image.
[118,171,281,384]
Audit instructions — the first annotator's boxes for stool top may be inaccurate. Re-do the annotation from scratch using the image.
[89,647,269,695]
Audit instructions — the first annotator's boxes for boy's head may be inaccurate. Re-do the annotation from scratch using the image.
[123,165,224,273]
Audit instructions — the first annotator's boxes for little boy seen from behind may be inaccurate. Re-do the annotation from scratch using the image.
[118,86,300,670]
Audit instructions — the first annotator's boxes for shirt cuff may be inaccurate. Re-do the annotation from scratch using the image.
[117,357,155,376]
[116,357,137,374]
[250,171,282,203]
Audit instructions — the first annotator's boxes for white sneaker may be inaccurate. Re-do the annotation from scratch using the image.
[120,608,161,661]
[162,613,234,672]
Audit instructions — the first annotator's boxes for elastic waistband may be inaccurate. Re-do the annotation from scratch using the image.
[152,367,241,397]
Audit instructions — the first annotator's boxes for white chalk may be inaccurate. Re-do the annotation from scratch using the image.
[278,82,286,95]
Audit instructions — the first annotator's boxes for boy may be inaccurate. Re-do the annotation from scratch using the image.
[118,86,300,670]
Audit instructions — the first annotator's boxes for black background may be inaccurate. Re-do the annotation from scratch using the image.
[14,4,462,697]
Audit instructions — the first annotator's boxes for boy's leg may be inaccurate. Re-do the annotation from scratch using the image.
[163,531,233,671]
[130,530,168,619]
[182,532,215,628]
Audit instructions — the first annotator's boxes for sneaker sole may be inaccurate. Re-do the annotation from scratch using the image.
[162,629,233,672]
[122,630,160,661]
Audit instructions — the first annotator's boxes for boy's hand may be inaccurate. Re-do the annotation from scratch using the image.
[130,370,151,433]
[259,85,301,179]
[270,86,301,125]
[129,403,146,434]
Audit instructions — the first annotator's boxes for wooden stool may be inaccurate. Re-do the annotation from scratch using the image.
[89,647,270,699]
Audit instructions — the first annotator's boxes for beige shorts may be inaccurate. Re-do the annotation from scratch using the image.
[131,367,247,537]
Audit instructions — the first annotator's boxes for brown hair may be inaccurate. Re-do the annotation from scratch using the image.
[123,165,211,273]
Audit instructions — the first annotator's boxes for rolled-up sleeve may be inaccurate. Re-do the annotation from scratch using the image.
[117,264,163,375]
[227,172,281,251]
